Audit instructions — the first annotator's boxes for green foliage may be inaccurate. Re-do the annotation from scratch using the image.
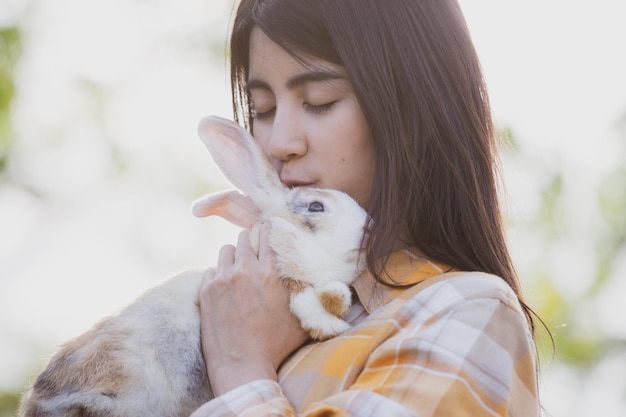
[0,25,22,174]
[0,390,20,417]
[536,173,565,240]
[503,115,626,370]
[532,273,602,366]
[593,165,626,296]
[498,126,518,150]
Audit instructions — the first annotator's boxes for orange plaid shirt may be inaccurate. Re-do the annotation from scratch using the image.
[191,248,539,416]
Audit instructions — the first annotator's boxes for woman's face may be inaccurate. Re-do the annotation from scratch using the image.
[247,27,376,210]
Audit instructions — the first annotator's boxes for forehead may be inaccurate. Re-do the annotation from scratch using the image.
[248,27,345,82]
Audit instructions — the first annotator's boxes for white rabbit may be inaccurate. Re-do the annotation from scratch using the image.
[18,116,368,417]
[192,116,369,337]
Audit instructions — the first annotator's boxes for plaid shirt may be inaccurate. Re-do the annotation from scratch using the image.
[191,248,539,417]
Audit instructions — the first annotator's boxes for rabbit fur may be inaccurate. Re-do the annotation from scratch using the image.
[19,116,368,417]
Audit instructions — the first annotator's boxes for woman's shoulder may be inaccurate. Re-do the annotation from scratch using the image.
[405,270,518,302]
[387,271,532,339]
[399,271,524,314]
[353,249,522,317]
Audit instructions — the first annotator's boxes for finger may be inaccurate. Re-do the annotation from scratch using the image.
[202,268,216,284]
[258,223,274,259]
[216,244,236,270]
[256,223,277,277]
[199,268,216,301]
[236,228,252,255]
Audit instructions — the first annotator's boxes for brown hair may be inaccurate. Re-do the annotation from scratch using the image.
[229,0,536,334]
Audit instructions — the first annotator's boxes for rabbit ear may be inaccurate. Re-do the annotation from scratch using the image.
[192,190,260,229]
[197,116,285,210]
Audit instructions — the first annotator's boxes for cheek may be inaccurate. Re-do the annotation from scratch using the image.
[332,109,375,207]
[353,163,375,210]
[251,126,275,163]
[338,146,375,209]
[353,139,376,208]
[251,125,266,149]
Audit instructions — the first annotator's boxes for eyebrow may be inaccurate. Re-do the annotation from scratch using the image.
[246,70,346,92]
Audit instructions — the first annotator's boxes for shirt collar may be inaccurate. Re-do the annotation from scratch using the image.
[352,248,450,314]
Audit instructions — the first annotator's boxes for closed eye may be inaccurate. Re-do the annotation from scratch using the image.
[254,102,334,120]
[304,101,336,115]
[252,107,275,121]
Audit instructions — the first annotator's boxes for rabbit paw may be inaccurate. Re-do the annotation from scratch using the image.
[304,318,351,341]
[290,289,351,340]
[317,281,352,318]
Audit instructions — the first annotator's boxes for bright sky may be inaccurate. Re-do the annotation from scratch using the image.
[1,1,625,415]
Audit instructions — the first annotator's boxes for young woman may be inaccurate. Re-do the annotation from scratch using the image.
[193,0,541,415]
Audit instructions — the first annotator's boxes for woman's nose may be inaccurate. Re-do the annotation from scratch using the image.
[266,108,307,161]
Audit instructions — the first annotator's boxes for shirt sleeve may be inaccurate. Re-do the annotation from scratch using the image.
[190,276,539,417]
[189,379,297,417]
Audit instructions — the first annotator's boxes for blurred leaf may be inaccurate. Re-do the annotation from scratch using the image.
[0,25,22,174]
[589,144,626,295]
[597,169,626,239]
[536,173,565,239]
[498,126,518,151]
[533,275,603,366]
[553,328,603,366]
[0,390,20,417]
[533,273,568,325]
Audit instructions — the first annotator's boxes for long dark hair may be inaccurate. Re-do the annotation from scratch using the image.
[228,0,537,334]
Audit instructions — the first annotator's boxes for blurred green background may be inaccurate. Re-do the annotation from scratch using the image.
[1,1,625,416]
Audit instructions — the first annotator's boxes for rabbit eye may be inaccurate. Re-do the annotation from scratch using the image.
[308,201,325,213]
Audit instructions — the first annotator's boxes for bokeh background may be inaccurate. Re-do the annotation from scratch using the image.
[1,0,625,415]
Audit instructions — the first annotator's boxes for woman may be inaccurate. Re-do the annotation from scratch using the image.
[193,0,541,415]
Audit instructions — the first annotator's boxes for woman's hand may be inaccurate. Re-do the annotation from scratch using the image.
[198,223,309,396]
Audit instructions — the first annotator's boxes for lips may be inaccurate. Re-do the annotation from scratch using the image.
[280,175,315,188]
[282,180,315,188]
